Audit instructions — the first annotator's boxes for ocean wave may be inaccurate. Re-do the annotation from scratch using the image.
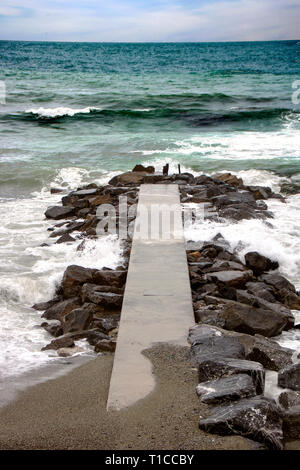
[25,106,101,118]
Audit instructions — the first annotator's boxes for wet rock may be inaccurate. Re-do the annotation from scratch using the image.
[197,357,265,394]
[282,406,300,439]
[61,265,96,298]
[212,173,243,187]
[94,339,117,353]
[32,297,62,311]
[194,306,226,328]
[42,335,75,350]
[42,322,63,337]
[278,363,300,391]
[81,283,123,304]
[219,206,260,221]
[81,285,123,309]
[55,233,76,244]
[88,194,111,207]
[199,396,283,450]
[42,297,81,320]
[45,205,75,220]
[57,346,84,357]
[108,171,147,186]
[213,192,256,209]
[260,273,296,293]
[87,330,110,346]
[132,164,155,173]
[63,308,93,333]
[50,187,64,194]
[92,316,119,334]
[247,186,272,200]
[219,300,290,337]
[277,288,300,310]
[196,374,257,404]
[206,270,253,288]
[191,335,245,365]
[246,335,293,372]
[244,251,279,276]
[279,391,300,410]
[93,269,127,287]
[245,281,277,303]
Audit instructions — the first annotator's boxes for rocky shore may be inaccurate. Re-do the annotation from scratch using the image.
[35,164,300,450]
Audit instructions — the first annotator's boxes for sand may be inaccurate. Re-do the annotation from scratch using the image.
[0,344,283,450]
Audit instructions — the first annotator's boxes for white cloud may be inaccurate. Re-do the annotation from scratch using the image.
[0,0,298,41]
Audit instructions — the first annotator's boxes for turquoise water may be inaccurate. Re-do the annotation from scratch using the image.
[0,40,300,197]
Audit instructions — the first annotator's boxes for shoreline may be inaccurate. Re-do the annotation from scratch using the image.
[2,164,300,449]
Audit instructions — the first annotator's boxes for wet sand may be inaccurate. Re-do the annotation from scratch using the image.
[0,344,276,450]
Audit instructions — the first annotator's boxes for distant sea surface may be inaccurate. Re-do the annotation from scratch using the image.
[0,41,300,391]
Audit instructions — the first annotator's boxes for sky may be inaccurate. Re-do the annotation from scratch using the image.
[0,0,299,42]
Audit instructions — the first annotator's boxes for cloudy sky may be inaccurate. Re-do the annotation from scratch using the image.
[0,0,299,42]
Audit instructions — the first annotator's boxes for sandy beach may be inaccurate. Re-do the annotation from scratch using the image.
[0,344,269,450]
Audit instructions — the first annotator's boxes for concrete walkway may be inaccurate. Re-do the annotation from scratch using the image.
[107,184,194,411]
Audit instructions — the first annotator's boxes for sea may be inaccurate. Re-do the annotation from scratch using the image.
[0,40,300,400]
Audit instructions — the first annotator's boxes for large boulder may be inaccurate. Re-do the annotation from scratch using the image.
[196,374,256,405]
[199,396,283,450]
[191,335,245,365]
[61,265,96,298]
[63,308,93,333]
[260,273,296,293]
[219,300,290,337]
[132,164,155,174]
[206,270,253,288]
[81,286,123,309]
[94,339,117,353]
[246,335,293,372]
[245,281,276,303]
[45,205,75,220]
[278,363,300,391]
[93,269,127,287]
[197,356,265,394]
[212,173,243,187]
[244,252,279,276]
[81,283,123,303]
[108,172,147,186]
[42,297,81,320]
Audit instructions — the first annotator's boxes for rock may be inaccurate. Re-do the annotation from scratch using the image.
[197,356,265,394]
[42,322,63,337]
[247,186,272,200]
[212,173,243,187]
[42,297,81,320]
[92,316,119,334]
[108,172,147,186]
[88,194,111,206]
[206,270,253,288]
[45,205,75,220]
[246,335,293,372]
[219,300,290,337]
[42,336,75,350]
[219,206,260,221]
[282,406,300,439]
[72,188,100,197]
[63,308,93,333]
[245,281,276,303]
[244,252,279,276]
[93,269,127,287]
[32,297,61,311]
[57,346,84,357]
[213,192,256,209]
[199,396,283,450]
[56,233,76,244]
[277,288,300,310]
[278,363,300,391]
[196,374,257,404]
[61,265,96,298]
[260,273,296,293]
[279,391,300,410]
[94,339,116,353]
[132,164,155,174]
[191,335,245,365]
[87,330,110,346]
[194,306,226,328]
[81,283,123,307]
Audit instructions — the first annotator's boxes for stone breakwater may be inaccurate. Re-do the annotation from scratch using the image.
[35,164,300,450]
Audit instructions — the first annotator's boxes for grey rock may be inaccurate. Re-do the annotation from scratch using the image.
[282,406,300,439]
[279,391,300,410]
[199,396,283,450]
[196,374,256,404]
[278,363,300,391]
[63,308,93,333]
[45,205,75,220]
[244,251,279,276]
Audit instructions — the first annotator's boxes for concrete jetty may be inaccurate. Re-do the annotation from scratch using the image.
[107,184,194,410]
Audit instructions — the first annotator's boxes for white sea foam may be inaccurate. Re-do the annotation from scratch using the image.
[0,167,122,381]
[25,106,100,118]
